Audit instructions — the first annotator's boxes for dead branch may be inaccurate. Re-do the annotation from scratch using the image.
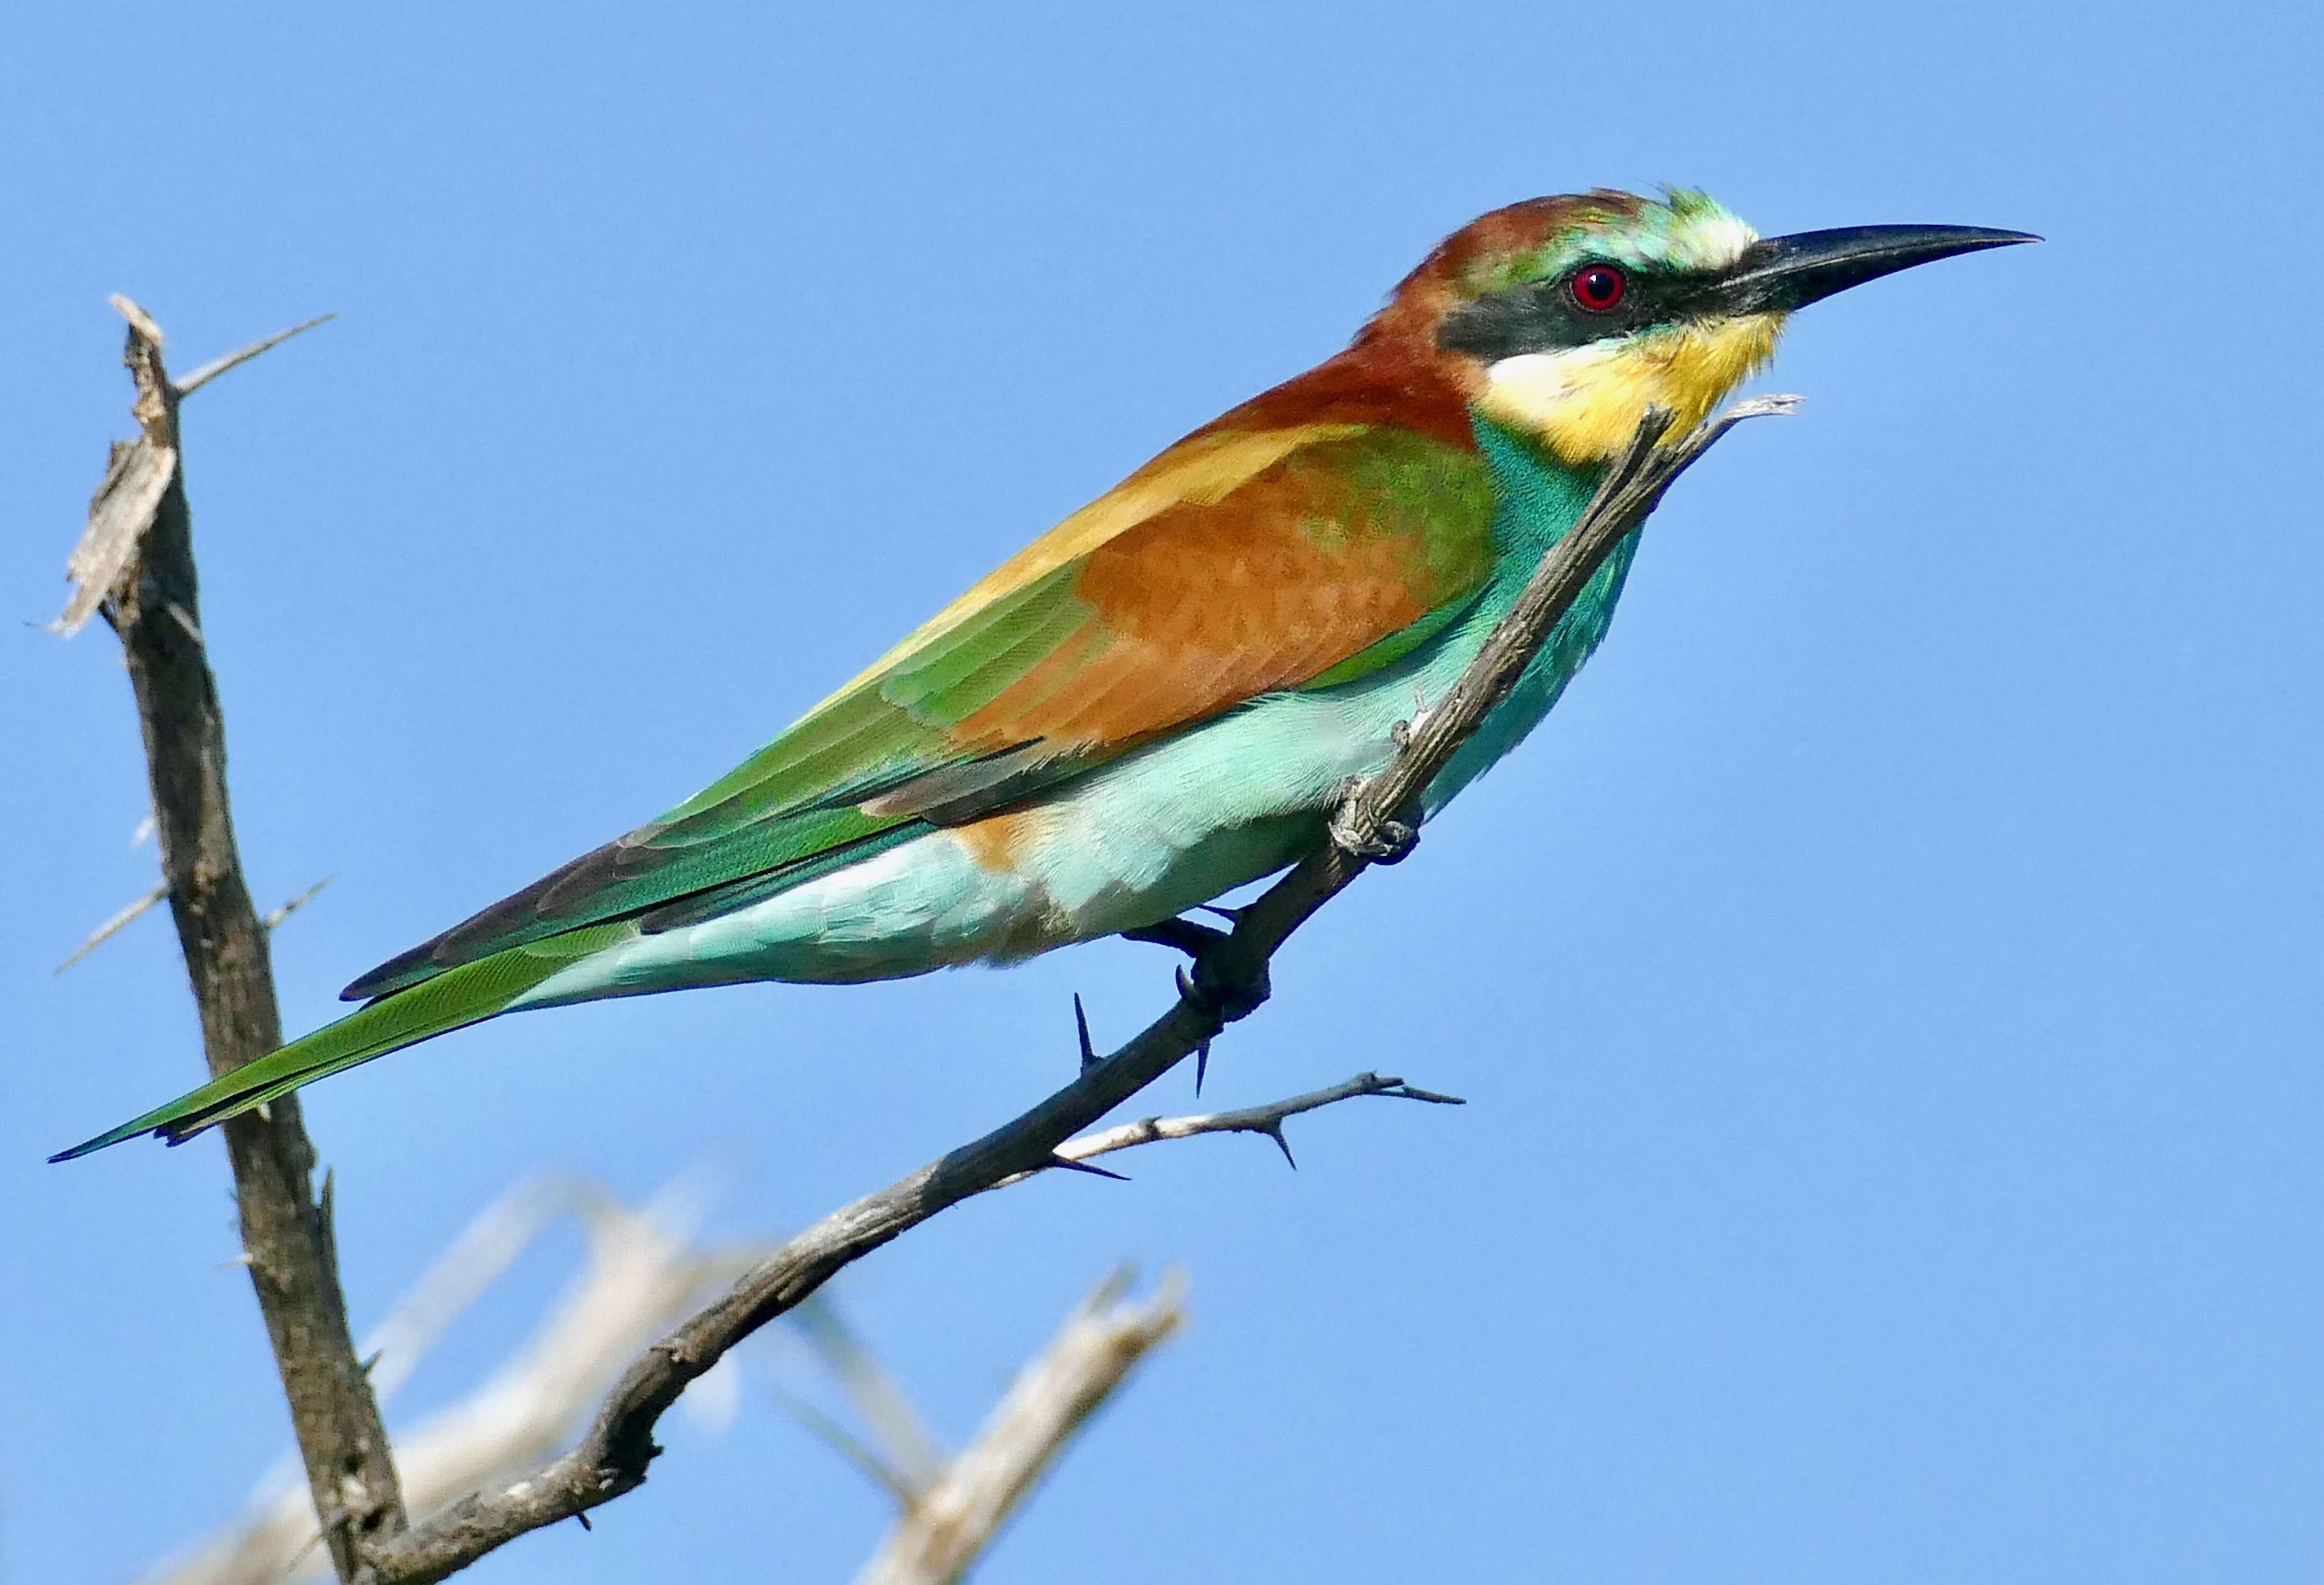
[361,395,1790,1583]
[852,1273,1184,1585]
[1049,1071,1463,1174]
[58,299,398,1580]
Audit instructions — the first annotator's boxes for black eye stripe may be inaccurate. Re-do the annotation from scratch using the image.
[1436,264,1721,361]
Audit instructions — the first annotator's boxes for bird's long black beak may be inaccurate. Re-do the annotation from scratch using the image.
[1717,225,2039,314]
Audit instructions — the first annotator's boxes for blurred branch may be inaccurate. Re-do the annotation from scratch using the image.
[851,1272,1183,1585]
[789,1298,947,1495]
[55,882,168,973]
[263,874,336,931]
[364,396,1787,1583]
[141,1178,776,1585]
[58,298,397,1581]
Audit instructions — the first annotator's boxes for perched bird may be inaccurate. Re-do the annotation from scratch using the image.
[55,189,2031,1161]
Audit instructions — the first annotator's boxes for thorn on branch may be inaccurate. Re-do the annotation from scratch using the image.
[1072,992,1098,1073]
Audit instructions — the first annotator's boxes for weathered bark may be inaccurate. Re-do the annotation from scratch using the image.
[83,302,405,1581]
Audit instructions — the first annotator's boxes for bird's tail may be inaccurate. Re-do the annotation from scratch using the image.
[49,923,630,1162]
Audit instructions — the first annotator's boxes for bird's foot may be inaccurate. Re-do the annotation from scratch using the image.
[1121,912,1267,1094]
[1174,953,1270,1024]
[1327,787,1418,865]
[1123,914,1268,1020]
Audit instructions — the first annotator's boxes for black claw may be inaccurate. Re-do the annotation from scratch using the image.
[1048,1154,1130,1180]
[1372,819,1418,864]
[1072,992,1100,1072]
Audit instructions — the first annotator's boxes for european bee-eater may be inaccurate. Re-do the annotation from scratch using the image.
[56,189,2032,1161]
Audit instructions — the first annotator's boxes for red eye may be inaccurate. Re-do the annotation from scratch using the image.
[1571,263,1626,312]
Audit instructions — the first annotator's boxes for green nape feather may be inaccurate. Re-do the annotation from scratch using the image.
[48,923,632,1161]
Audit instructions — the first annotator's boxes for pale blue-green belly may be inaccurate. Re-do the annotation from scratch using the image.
[513,531,1635,1001]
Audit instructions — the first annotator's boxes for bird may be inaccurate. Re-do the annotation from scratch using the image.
[53,188,2033,1161]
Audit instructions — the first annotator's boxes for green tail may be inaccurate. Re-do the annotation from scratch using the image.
[50,924,630,1162]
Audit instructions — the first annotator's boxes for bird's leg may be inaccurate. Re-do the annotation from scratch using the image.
[1120,916,1230,957]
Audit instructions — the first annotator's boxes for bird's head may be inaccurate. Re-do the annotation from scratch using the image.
[1379,189,2034,465]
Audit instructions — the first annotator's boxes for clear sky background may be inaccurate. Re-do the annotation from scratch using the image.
[6,3,2320,1581]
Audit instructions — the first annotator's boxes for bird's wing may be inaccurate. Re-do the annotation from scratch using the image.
[345,417,1496,999]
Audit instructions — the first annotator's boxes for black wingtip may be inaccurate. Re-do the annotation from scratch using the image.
[48,1124,154,1163]
[339,945,431,1002]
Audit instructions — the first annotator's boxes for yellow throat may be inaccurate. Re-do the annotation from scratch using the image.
[1476,311,1786,466]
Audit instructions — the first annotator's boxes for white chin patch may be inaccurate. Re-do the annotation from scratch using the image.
[1480,346,1612,427]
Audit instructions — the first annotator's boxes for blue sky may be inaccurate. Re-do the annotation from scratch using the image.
[6,2,2321,1581]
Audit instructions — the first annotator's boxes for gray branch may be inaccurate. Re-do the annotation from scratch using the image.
[60,299,398,1580]
[362,394,1789,1583]
[1034,1071,1463,1178]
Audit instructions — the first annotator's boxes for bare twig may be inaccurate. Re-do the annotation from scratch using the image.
[853,1273,1184,1585]
[1046,1071,1462,1175]
[60,870,327,973]
[55,881,168,973]
[173,314,336,397]
[264,874,336,931]
[68,299,401,1579]
[363,396,1787,1583]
